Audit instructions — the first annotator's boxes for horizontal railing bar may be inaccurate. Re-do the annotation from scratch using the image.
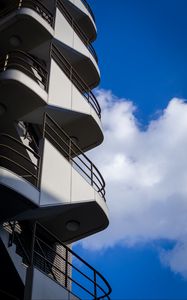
[0,0,54,27]
[4,57,48,82]
[45,115,105,198]
[45,120,105,197]
[35,239,57,281]
[44,129,105,195]
[45,123,104,195]
[35,237,99,287]
[0,156,38,181]
[46,122,93,172]
[36,222,111,298]
[34,250,96,298]
[0,134,40,159]
[4,58,47,81]
[46,115,100,175]
[7,50,47,75]
[3,63,46,87]
[0,144,39,169]
[44,127,70,158]
[57,0,97,62]
[0,51,48,90]
[22,0,54,21]
[52,45,101,117]
[44,129,104,194]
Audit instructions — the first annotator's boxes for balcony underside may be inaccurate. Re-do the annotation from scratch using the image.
[0,70,47,121]
[0,183,37,224]
[0,177,108,243]
[22,106,103,152]
[62,0,97,42]
[0,8,53,56]
[53,40,100,89]
[17,201,109,243]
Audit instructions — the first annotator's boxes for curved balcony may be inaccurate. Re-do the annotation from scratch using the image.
[52,45,100,118]
[39,114,108,242]
[7,222,112,299]
[59,0,97,42]
[44,114,105,199]
[57,0,98,48]
[0,50,48,120]
[35,224,111,300]
[54,4,100,89]
[0,133,40,223]
[23,45,103,151]
[49,45,103,150]
[0,0,54,55]
[0,117,108,242]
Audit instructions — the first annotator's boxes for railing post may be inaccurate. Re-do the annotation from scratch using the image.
[4,54,9,71]
[24,221,37,300]
[91,164,94,186]
[37,113,46,190]
[69,139,72,162]
[94,270,97,299]
[8,221,16,247]
[65,247,68,288]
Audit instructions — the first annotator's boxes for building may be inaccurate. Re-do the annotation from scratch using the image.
[0,0,111,299]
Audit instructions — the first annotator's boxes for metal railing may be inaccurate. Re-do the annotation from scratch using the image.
[57,0,98,63]
[0,0,54,27]
[52,45,101,118]
[0,50,48,91]
[0,134,40,188]
[80,0,95,22]
[5,222,112,300]
[44,114,106,199]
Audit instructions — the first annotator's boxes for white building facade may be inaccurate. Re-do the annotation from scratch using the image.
[0,0,111,299]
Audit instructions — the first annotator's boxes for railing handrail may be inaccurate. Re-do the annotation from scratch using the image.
[35,222,111,299]
[5,221,111,299]
[0,133,40,159]
[52,45,101,118]
[0,133,40,187]
[0,50,48,91]
[44,114,106,199]
[80,0,96,22]
[0,0,54,27]
[57,0,98,63]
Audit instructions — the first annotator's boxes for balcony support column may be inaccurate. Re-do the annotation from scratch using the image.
[24,221,37,300]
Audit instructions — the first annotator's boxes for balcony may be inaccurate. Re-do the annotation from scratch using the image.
[0,0,54,55]
[0,50,48,120]
[4,222,112,300]
[23,45,103,151]
[0,115,109,242]
[51,45,100,117]
[59,0,97,42]
[39,114,108,242]
[0,133,39,223]
[54,2,100,89]
[59,0,97,63]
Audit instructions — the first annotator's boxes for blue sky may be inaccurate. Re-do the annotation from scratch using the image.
[92,0,187,121]
[75,1,187,299]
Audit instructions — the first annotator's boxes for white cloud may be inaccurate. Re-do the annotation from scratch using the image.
[81,89,187,278]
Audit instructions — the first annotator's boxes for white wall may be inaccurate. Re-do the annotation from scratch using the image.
[54,9,99,71]
[48,59,101,128]
[40,139,71,206]
[40,139,97,206]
